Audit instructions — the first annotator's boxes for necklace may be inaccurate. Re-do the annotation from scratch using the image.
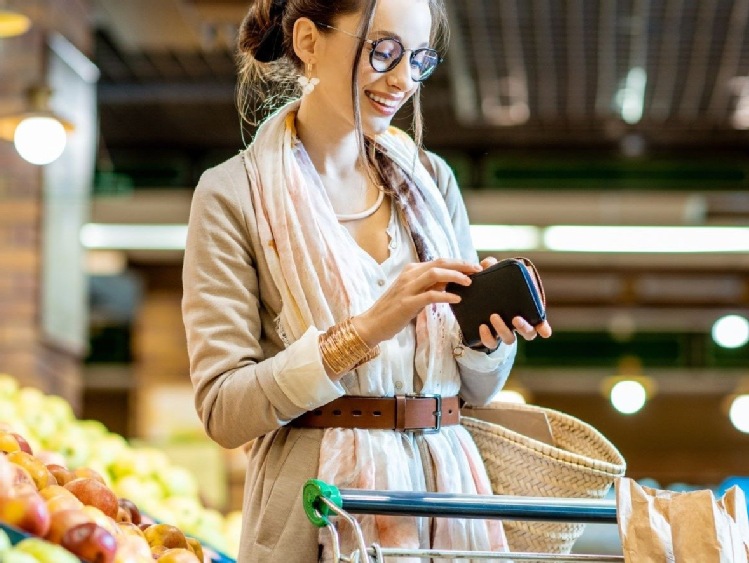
[335,188,385,222]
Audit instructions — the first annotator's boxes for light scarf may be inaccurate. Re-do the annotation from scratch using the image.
[243,101,507,561]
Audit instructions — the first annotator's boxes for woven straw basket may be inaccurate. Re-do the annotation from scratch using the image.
[462,403,626,555]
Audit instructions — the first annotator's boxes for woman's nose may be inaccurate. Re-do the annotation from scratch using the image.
[386,54,415,91]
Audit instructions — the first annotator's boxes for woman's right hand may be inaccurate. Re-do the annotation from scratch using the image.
[351,258,482,347]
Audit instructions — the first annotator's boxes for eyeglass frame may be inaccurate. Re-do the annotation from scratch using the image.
[314,22,443,82]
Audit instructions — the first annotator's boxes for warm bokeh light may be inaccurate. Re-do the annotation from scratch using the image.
[711,314,749,349]
[13,116,67,165]
[729,395,749,433]
[610,380,647,414]
[0,10,31,38]
[492,390,527,405]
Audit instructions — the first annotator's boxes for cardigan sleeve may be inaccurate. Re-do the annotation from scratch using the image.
[182,161,343,449]
[424,151,518,406]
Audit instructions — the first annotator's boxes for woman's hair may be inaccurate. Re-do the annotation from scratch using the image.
[236,0,449,162]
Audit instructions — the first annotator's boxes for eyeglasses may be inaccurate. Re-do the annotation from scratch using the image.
[316,23,442,82]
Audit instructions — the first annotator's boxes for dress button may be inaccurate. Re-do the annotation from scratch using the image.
[395,381,403,390]
[377,279,386,287]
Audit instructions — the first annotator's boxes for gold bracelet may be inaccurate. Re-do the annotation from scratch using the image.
[319,318,380,375]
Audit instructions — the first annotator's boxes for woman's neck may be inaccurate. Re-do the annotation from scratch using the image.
[295,100,361,180]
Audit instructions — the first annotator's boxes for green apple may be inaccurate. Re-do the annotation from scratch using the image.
[77,419,108,441]
[110,448,152,480]
[0,550,38,563]
[0,373,19,398]
[0,527,11,552]
[14,537,79,563]
[163,496,202,531]
[157,465,199,499]
[87,434,128,467]
[42,395,75,426]
[43,427,91,469]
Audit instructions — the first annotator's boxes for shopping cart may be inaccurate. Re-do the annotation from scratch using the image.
[302,479,624,562]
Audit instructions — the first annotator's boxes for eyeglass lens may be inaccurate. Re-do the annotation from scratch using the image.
[370,38,440,81]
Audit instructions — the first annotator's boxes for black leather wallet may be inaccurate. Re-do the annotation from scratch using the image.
[447,257,547,348]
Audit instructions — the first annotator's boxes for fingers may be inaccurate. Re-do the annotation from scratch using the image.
[480,256,498,269]
[512,317,553,341]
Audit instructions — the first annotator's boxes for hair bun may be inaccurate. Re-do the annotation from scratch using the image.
[238,0,287,63]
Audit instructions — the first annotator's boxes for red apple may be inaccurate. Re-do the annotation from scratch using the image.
[6,451,56,490]
[64,477,118,519]
[11,433,33,455]
[45,507,93,544]
[73,466,107,485]
[46,464,74,486]
[61,521,117,563]
[117,497,141,526]
[0,489,51,536]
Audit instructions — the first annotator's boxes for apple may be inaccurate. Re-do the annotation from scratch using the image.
[117,521,146,540]
[0,526,11,551]
[64,477,119,519]
[6,451,56,490]
[0,430,22,453]
[155,547,201,562]
[45,507,93,544]
[163,496,202,532]
[113,535,153,563]
[11,433,33,455]
[143,523,188,550]
[61,522,117,563]
[0,489,51,536]
[88,434,128,467]
[0,373,19,396]
[43,427,90,469]
[72,466,107,485]
[157,466,198,499]
[42,395,75,426]
[44,491,85,514]
[1,549,42,562]
[186,537,204,562]
[34,450,67,467]
[118,497,141,526]
[13,536,79,563]
[81,505,119,536]
[46,464,74,486]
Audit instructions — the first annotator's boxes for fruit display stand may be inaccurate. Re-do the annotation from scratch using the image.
[0,373,240,562]
[1,520,236,563]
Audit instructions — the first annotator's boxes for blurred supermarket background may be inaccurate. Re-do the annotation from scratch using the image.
[1,0,749,558]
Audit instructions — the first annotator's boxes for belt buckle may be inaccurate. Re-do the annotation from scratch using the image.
[406,393,442,434]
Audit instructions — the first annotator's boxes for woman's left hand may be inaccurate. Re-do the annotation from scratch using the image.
[476,256,553,350]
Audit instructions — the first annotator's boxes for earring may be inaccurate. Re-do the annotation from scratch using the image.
[297,62,319,96]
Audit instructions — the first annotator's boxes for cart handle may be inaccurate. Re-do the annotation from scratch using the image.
[303,480,618,525]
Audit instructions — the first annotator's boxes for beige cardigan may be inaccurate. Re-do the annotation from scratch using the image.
[182,151,514,562]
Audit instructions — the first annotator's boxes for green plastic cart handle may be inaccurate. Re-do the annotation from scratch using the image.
[303,479,342,528]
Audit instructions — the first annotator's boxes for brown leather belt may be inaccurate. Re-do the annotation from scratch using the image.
[290,395,460,433]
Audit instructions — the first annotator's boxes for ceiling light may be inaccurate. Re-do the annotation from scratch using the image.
[13,116,67,165]
[729,395,749,433]
[610,380,647,414]
[711,315,749,349]
[0,86,74,165]
[80,224,188,251]
[469,225,540,251]
[544,226,749,253]
[0,8,31,38]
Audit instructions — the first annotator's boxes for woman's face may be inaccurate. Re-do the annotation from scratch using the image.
[311,0,433,136]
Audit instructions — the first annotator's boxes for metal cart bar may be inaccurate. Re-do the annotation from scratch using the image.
[337,489,617,524]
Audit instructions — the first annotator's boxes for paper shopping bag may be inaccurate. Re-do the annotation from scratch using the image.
[616,477,749,563]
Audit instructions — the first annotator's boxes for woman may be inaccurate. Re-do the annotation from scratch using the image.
[182,0,553,560]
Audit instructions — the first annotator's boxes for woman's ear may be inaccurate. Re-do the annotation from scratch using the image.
[292,17,319,65]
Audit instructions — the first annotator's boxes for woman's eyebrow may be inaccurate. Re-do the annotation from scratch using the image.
[371,29,430,48]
